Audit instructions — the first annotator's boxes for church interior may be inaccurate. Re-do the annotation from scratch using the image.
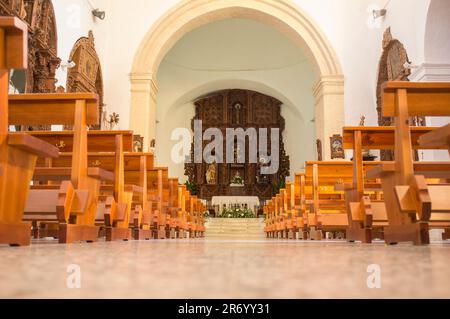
[0,0,450,299]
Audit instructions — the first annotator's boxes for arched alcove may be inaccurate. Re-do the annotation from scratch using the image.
[130,0,344,159]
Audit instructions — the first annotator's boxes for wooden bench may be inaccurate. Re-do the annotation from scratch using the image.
[264,198,274,237]
[342,126,447,243]
[367,81,450,245]
[304,162,351,240]
[0,17,59,246]
[419,124,450,155]
[282,182,303,239]
[11,92,103,244]
[32,132,157,241]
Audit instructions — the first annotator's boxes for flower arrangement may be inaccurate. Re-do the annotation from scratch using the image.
[218,208,255,218]
[230,174,244,185]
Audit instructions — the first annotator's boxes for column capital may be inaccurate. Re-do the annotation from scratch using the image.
[130,73,159,100]
[313,75,344,100]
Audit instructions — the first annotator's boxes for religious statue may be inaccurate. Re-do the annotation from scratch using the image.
[359,115,366,126]
[234,144,242,163]
[233,103,242,124]
[316,139,323,161]
[206,163,217,185]
[103,112,120,130]
[230,171,244,185]
[257,157,269,184]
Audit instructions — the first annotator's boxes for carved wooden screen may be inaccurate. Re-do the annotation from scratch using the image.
[1,0,61,94]
[1,0,60,131]
[376,28,424,160]
[184,89,290,201]
[66,31,104,129]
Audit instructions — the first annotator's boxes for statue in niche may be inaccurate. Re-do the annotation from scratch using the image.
[234,144,242,163]
[233,102,242,124]
[230,170,244,186]
[206,162,217,185]
[257,157,269,184]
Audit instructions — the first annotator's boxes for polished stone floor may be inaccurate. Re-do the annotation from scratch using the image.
[0,239,449,299]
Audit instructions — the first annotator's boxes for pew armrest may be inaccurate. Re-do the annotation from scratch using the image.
[125,184,143,194]
[419,124,450,149]
[8,133,59,158]
[33,167,115,182]
[88,168,115,182]
[366,164,395,179]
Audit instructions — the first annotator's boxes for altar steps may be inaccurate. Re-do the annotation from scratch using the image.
[205,218,266,240]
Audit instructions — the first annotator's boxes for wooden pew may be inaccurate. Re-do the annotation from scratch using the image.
[263,198,274,238]
[0,17,59,246]
[123,153,154,240]
[367,82,450,245]
[32,132,132,241]
[304,162,350,240]
[282,182,303,239]
[419,124,450,155]
[33,132,156,241]
[342,126,445,243]
[148,167,169,239]
[294,173,309,239]
[177,185,189,239]
[12,92,103,244]
[167,178,181,239]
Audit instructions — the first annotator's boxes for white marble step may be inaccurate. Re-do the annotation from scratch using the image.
[205,218,265,240]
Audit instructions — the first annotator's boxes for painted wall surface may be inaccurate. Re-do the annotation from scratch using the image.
[51,0,448,174]
[155,19,316,181]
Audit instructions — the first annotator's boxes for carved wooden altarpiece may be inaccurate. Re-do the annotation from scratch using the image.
[1,0,61,131]
[66,31,104,129]
[376,27,425,160]
[184,89,290,201]
[1,0,61,93]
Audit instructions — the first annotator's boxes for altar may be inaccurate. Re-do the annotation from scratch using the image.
[211,196,260,214]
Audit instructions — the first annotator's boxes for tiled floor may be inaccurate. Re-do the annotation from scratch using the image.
[1,239,449,299]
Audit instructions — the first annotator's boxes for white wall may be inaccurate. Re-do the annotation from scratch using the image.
[53,0,433,129]
[155,19,316,181]
[52,0,447,171]
[156,64,316,182]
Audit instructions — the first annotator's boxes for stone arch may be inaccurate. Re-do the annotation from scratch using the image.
[130,0,344,158]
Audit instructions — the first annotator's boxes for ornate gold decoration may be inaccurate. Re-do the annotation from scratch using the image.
[1,0,61,131]
[359,116,366,126]
[66,30,104,129]
[376,27,424,160]
[55,141,66,150]
[105,112,120,130]
[91,160,102,167]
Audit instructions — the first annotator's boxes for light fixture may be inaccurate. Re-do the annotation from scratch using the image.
[367,3,388,29]
[92,8,106,20]
[372,8,387,20]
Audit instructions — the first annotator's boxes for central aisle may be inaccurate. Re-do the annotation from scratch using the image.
[1,240,449,299]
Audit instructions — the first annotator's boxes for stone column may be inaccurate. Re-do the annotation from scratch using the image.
[313,75,345,160]
[129,73,158,151]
